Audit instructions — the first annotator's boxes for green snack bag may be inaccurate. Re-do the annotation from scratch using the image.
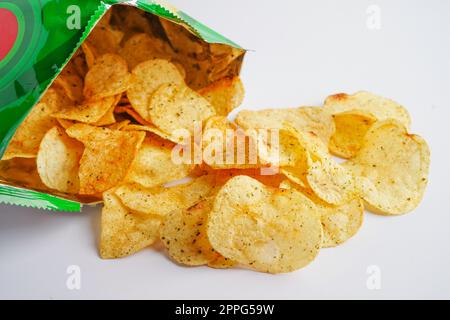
[0,0,245,211]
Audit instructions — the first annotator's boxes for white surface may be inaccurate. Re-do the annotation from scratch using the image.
[1,0,450,299]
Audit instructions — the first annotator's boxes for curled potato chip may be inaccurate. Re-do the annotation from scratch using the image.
[207,175,322,273]
[115,175,216,216]
[198,76,245,116]
[36,127,84,194]
[2,102,60,160]
[0,158,47,190]
[161,199,221,266]
[53,95,120,124]
[324,91,411,128]
[66,124,145,195]
[83,54,130,100]
[119,33,173,70]
[149,83,215,136]
[329,110,377,159]
[100,189,161,259]
[125,138,193,188]
[236,106,335,146]
[342,120,430,215]
[280,180,363,248]
[127,59,185,122]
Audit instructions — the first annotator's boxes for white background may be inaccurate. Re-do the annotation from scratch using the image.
[1,0,449,299]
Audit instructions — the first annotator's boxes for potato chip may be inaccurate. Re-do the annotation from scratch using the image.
[114,175,216,216]
[100,189,161,259]
[161,199,218,266]
[236,106,335,146]
[36,127,84,194]
[0,158,47,190]
[324,91,411,128]
[124,138,193,188]
[66,124,145,195]
[207,175,322,273]
[342,120,430,215]
[2,102,60,160]
[149,83,215,136]
[83,54,130,100]
[53,71,84,103]
[280,180,363,248]
[198,76,245,116]
[53,95,120,124]
[127,59,185,122]
[119,33,173,70]
[329,110,377,159]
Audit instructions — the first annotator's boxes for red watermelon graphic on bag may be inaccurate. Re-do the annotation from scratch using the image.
[0,8,18,61]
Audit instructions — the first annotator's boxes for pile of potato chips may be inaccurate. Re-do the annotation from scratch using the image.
[0,6,429,274]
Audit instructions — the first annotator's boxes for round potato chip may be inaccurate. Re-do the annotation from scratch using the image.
[207,175,323,273]
[36,127,84,194]
[161,199,217,266]
[66,124,145,195]
[149,83,215,136]
[83,54,130,100]
[198,76,245,116]
[324,91,411,128]
[329,110,377,159]
[100,189,161,259]
[342,120,430,215]
[127,59,185,122]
